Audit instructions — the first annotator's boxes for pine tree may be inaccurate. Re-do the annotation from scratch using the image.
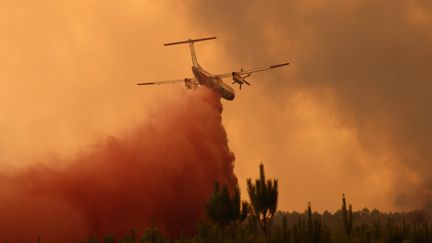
[205,181,250,228]
[104,235,114,243]
[141,225,165,243]
[282,214,290,243]
[342,193,353,236]
[247,162,278,235]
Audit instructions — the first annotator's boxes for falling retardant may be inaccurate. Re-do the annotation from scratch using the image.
[0,87,237,241]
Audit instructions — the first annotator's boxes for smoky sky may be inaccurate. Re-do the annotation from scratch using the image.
[185,0,432,210]
[1,0,431,215]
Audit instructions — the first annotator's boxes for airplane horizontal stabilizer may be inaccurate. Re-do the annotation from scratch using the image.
[164,37,217,46]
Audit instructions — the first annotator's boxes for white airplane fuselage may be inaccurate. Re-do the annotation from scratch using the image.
[137,37,289,100]
[192,65,235,101]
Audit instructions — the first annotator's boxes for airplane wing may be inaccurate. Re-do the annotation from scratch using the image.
[137,78,193,86]
[215,62,289,78]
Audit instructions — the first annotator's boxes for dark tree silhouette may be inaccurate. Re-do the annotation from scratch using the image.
[205,181,250,228]
[247,162,278,235]
[342,193,353,236]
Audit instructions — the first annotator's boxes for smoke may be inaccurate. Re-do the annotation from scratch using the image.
[184,0,432,210]
[0,88,237,241]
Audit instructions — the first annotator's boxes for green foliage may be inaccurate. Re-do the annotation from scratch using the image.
[205,181,250,228]
[247,162,278,235]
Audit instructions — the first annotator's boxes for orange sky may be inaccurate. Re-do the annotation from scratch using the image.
[1,0,431,212]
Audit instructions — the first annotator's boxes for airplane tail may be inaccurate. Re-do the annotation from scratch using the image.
[164,37,217,67]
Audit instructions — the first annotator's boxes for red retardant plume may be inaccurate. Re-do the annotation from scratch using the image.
[0,87,237,241]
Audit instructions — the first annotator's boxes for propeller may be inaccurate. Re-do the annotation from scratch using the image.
[232,68,251,90]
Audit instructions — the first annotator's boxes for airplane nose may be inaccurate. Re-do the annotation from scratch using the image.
[225,92,235,101]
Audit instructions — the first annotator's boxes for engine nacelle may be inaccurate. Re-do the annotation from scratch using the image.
[232,72,245,85]
[184,78,198,89]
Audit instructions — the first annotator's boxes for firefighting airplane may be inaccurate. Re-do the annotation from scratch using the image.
[137,37,289,101]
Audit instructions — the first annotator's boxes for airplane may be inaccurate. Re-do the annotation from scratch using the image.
[137,37,289,101]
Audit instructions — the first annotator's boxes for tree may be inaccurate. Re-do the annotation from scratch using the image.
[247,162,278,235]
[141,225,166,243]
[205,181,250,228]
[341,193,353,236]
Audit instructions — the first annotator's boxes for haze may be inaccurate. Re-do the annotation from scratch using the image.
[1,0,431,213]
